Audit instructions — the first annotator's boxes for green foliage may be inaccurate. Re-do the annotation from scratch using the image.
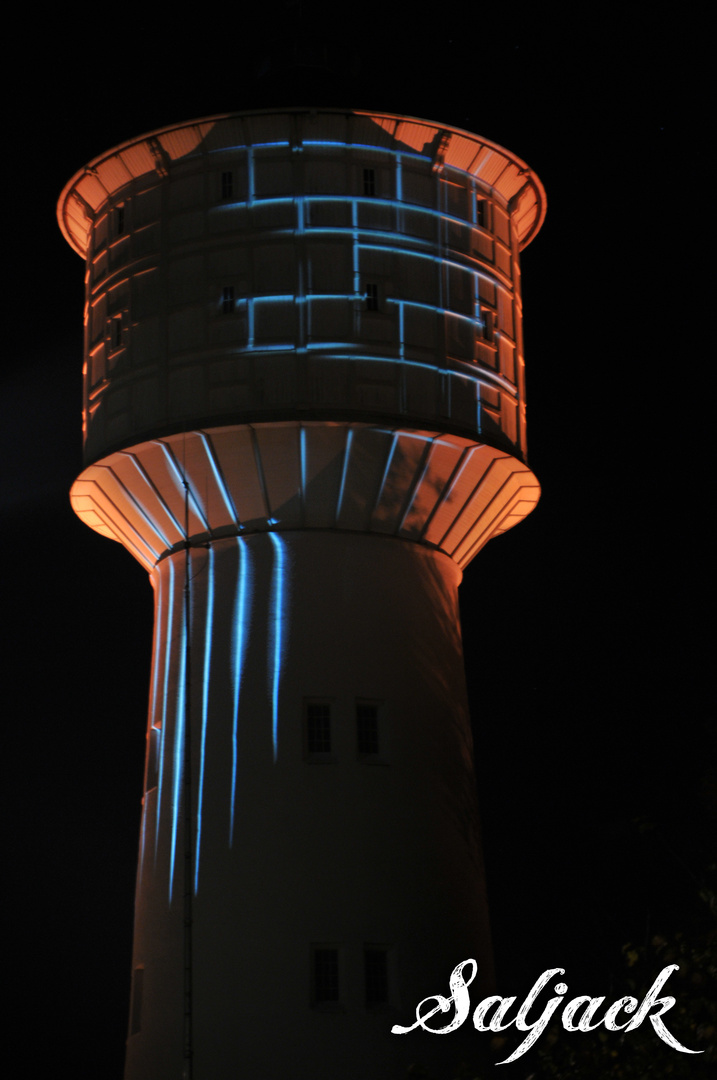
[532,927,717,1079]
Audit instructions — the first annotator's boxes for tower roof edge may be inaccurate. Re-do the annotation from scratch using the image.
[57,107,546,258]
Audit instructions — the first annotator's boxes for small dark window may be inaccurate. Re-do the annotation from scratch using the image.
[306,703,331,755]
[363,167,376,197]
[364,947,389,1006]
[116,206,125,235]
[365,283,379,312]
[221,171,233,200]
[130,967,144,1035]
[313,947,339,1004]
[222,286,235,314]
[357,703,379,756]
[475,199,486,229]
[110,316,122,350]
[481,309,496,341]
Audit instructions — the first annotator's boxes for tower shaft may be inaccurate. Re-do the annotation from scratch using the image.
[130,529,489,1078]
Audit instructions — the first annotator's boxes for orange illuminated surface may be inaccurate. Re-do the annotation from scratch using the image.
[58,109,545,258]
[70,423,540,573]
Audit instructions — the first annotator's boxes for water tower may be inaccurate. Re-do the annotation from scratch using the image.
[58,109,545,1079]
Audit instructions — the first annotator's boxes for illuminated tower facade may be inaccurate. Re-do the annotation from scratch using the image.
[58,109,545,1079]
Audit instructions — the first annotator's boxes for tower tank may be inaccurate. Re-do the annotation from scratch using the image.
[58,108,545,1079]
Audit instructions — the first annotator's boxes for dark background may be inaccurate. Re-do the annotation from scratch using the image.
[5,5,712,1075]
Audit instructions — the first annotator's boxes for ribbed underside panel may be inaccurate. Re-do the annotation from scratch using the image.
[70,421,539,571]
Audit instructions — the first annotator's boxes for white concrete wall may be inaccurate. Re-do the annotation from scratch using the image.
[75,112,530,466]
[126,531,492,1079]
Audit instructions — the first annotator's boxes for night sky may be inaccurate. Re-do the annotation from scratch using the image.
[5,7,712,1076]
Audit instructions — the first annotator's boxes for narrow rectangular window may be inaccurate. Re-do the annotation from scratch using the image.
[364,946,389,1006]
[357,703,379,756]
[222,285,235,314]
[363,167,376,197]
[365,283,379,312]
[312,947,339,1004]
[110,316,122,350]
[221,171,233,200]
[116,206,125,235]
[482,309,496,341]
[475,199,486,229]
[306,702,331,755]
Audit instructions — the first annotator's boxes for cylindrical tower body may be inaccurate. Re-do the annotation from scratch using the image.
[59,109,545,1079]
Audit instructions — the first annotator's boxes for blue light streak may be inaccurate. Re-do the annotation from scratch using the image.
[356,238,483,280]
[156,442,211,534]
[155,559,175,856]
[336,428,353,520]
[436,446,481,529]
[209,190,513,310]
[398,445,433,536]
[301,140,429,163]
[352,200,360,297]
[169,562,187,903]
[304,340,357,350]
[398,303,405,362]
[375,433,398,513]
[197,432,238,525]
[138,805,148,891]
[230,538,252,846]
[247,196,294,208]
[194,545,214,893]
[305,192,479,238]
[300,427,307,497]
[297,261,306,346]
[210,140,290,153]
[306,293,353,302]
[207,158,501,247]
[222,336,512,398]
[388,295,477,328]
[268,533,287,763]
[184,339,508,409]
[293,227,509,300]
[220,286,513,387]
[308,350,485,389]
[209,181,503,267]
[372,428,464,451]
